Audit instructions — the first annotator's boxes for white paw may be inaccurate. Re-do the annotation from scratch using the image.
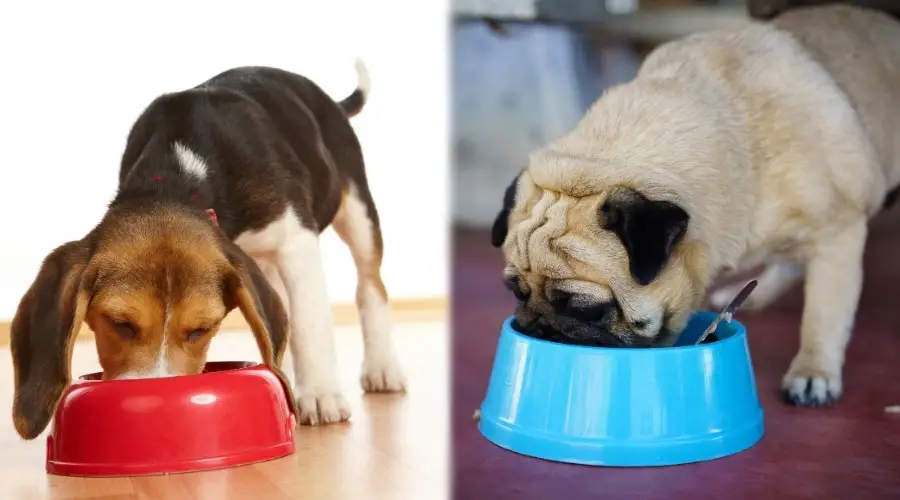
[781,352,843,407]
[295,391,352,425]
[360,356,407,393]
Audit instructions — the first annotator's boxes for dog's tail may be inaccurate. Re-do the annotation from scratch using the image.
[339,57,371,118]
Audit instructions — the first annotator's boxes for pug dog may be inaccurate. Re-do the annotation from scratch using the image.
[490,4,900,407]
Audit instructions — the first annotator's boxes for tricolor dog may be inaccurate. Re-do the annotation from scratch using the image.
[491,5,900,407]
[11,59,406,440]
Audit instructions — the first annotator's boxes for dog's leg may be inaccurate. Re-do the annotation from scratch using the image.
[782,219,866,407]
[709,261,804,312]
[332,184,407,393]
[271,215,350,425]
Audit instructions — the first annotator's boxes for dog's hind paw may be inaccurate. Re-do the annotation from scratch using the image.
[296,392,352,425]
[781,353,843,407]
[360,357,407,393]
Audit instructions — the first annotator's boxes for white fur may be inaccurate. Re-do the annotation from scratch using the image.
[332,183,406,392]
[113,336,174,379]
[173,141,208,180]
[114,341,174,379]
[354,57,372,100]
[235,207,350,425]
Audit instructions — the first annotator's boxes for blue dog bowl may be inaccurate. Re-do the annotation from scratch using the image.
[478,311,764,467]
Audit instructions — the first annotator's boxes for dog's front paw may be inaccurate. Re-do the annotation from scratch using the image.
[295,390,352,425]
[781,352,843,407]
[361,356,407,393]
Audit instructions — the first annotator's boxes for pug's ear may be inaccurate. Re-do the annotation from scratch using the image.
[491,174,521,248]
[601,188,689,286]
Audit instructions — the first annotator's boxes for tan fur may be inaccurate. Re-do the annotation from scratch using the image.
[10,206,294,439]
[332,190,388,302]
[82,212,228,379]
[502,5,900,405]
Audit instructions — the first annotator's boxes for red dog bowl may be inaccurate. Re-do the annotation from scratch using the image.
[46,361,296,477]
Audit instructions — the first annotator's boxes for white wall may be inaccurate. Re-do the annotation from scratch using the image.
[0,0,449,321]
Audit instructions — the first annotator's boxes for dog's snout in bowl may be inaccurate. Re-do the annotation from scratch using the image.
[514,300,677,348]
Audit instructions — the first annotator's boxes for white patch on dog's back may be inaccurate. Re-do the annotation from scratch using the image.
[173,141,208,180]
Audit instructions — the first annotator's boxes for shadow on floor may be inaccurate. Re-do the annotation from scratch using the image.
[452,208,900,499]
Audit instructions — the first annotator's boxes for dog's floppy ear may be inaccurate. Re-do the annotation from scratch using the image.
[11,240,93,440]
[601,188,689,286]
[491,174,521,248]
[221,242,297,414]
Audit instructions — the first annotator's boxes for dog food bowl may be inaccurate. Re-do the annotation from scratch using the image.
[478,311,764,467]
[46,361,296,477]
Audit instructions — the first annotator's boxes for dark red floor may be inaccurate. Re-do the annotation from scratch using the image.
[452,210,900,499]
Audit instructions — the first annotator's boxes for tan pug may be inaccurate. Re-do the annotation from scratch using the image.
[490,4,900,407]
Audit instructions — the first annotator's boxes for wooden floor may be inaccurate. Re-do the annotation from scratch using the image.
[452,218,900,500]
[0,321,448,500]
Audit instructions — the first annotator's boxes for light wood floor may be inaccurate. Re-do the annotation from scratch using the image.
[0,321,448,500]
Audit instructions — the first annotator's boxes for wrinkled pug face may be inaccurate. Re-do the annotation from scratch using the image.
[491,171,705,348]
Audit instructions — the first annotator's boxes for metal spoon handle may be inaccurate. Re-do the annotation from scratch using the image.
[695,279,758,345]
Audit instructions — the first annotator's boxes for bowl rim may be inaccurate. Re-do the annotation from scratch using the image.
[71,361,264,386]
[61,360,297,418]
[499,310,746,353]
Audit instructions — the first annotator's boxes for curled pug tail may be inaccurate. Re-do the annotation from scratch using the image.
[339,57,372,118]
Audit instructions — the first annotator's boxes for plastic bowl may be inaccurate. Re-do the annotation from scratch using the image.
[478,311,764,467]
[46,361,296,477]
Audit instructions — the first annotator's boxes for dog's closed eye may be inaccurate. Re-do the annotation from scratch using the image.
[186,328,210,342]
[548,289,572,310]
[109,318,137,340]
[504,275,530,301]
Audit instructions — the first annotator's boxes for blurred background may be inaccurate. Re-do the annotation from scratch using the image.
[453,0,752,226]
[451,1,900,498]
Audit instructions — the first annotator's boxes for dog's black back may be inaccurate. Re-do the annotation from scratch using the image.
[112,66,374,238]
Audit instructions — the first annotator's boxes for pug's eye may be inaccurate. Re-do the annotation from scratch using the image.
[548,290,573,311]
[186,328,210,342]
[110,319,137,340]
[600,202,619,229]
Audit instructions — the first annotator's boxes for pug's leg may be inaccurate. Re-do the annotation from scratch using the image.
[709,261,804,312]
[782,219,866,407]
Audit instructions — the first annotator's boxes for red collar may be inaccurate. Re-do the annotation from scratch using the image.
[205,209,219,227]
[150,174,218,227]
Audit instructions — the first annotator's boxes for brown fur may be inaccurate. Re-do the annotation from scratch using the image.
[10,206,293,439]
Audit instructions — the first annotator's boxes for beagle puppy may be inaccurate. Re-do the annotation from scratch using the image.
[10,59,406,440]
